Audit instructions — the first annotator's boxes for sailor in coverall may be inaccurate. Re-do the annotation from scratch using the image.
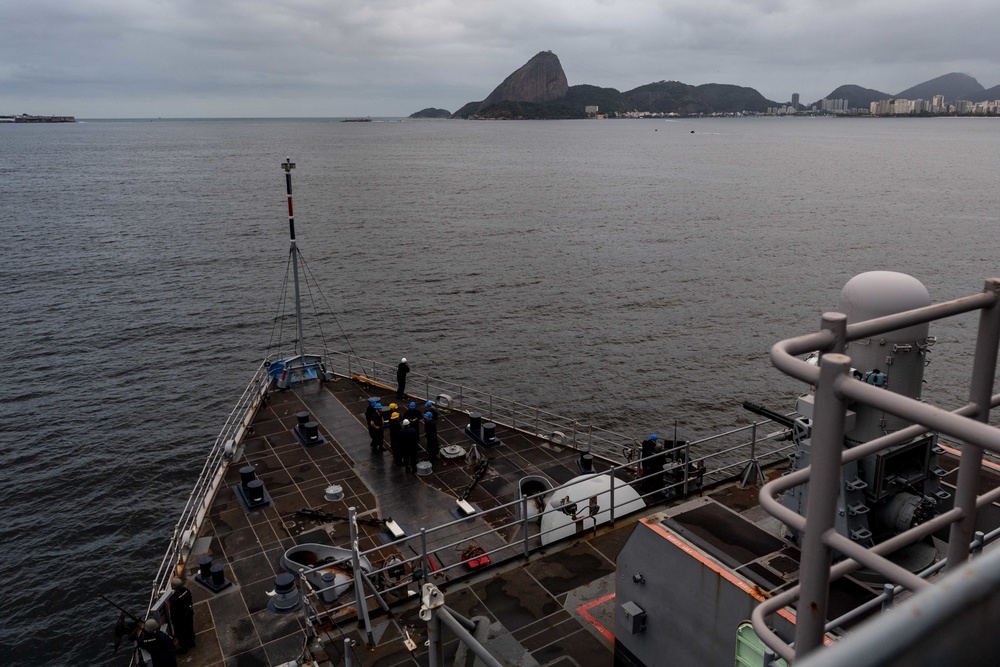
[136,617,176,667]
[167,578,195,652]
[369,406,384,451]
[403,401,422,440]
[396,357,410,398]
[399,419,419,472]
[388,412,402,464]
[423,411,440,461]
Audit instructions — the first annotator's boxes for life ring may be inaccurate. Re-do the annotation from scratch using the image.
[436,393,452,409]
[549,431,566,446]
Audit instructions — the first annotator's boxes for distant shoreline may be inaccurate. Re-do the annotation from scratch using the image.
[0,114,76,123]
[5,115,998,124]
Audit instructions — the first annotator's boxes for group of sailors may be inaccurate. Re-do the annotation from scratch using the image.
[366,397,440,472]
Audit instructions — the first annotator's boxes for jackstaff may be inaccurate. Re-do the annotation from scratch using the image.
[282,157,296,240]
[282,157,305,354]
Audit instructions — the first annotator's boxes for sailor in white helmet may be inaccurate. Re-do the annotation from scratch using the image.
[396,357,410,398]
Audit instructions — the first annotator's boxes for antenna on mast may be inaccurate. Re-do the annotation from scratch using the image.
[282,157,305,355]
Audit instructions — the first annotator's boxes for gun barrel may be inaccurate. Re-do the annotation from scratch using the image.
[99,594,143,623]
[742,401,795,429]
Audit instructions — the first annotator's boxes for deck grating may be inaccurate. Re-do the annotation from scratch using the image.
[168,376,653,666]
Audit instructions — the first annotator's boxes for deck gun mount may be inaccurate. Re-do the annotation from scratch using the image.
[742,400,810,446]
[778,272,947,563]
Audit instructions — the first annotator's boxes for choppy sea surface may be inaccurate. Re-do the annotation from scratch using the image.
[2,116,999,665]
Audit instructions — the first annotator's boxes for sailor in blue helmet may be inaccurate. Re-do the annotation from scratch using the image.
[641,434,658,460]
[403,401,422,439]
[396,357,410,398]
[368,403,385,452]
[365,397,379,423]
[866,368,886,387]
[640,434,665,495]
[423,410,440,461]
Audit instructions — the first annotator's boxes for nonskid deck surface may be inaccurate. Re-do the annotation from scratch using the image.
[164,371,986,667]
[173,375,637,666]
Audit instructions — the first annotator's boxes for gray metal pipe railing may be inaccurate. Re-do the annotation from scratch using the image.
[753,279,1000,662]
[945,279,1000,569]
[823,522,1000,634]
[437,606,504,667]
[303,438,761,622]
[793,346,850,658]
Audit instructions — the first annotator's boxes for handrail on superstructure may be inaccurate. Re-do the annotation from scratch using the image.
[752,278,1000,663]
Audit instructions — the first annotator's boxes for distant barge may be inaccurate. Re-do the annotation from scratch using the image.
[0,114,76,123]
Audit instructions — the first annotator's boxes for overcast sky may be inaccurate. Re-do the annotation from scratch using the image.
[2,0,998,118]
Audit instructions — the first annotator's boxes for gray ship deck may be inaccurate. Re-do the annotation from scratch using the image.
[171,375,650,667]
[153,371,987,667]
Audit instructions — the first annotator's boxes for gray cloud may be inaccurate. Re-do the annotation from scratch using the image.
[2,0,998,117]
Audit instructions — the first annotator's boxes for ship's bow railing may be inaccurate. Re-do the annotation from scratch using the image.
[753,279,1000,665]
[320,348,638,460]
[319,348,796,472]
[146,359,273,611]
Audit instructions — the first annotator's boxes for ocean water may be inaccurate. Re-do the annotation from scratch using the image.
[1,116,999,665]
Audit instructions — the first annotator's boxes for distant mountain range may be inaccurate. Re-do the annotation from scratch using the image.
[410,52,1000,119]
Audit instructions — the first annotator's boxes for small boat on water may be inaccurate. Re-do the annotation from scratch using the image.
[123,160,1000,667]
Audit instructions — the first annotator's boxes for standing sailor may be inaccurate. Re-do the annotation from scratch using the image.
[369,405,385,452]
[167,578,195,653]
[403,401,422,440]
[640,434,665,495]
[396,357,410,398]
[399,419,419,472]
[423,411,440,462]
[388,411,402,464]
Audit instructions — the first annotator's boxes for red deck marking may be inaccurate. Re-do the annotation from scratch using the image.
[576,592,616,643]
[939,443,1000,472]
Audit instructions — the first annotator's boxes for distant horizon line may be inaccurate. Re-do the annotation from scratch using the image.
[7,114,999,122]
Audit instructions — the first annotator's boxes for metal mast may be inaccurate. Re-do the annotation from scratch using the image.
[282,158,305,356]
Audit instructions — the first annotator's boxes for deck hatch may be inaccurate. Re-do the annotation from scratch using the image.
[663,502,787,570]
